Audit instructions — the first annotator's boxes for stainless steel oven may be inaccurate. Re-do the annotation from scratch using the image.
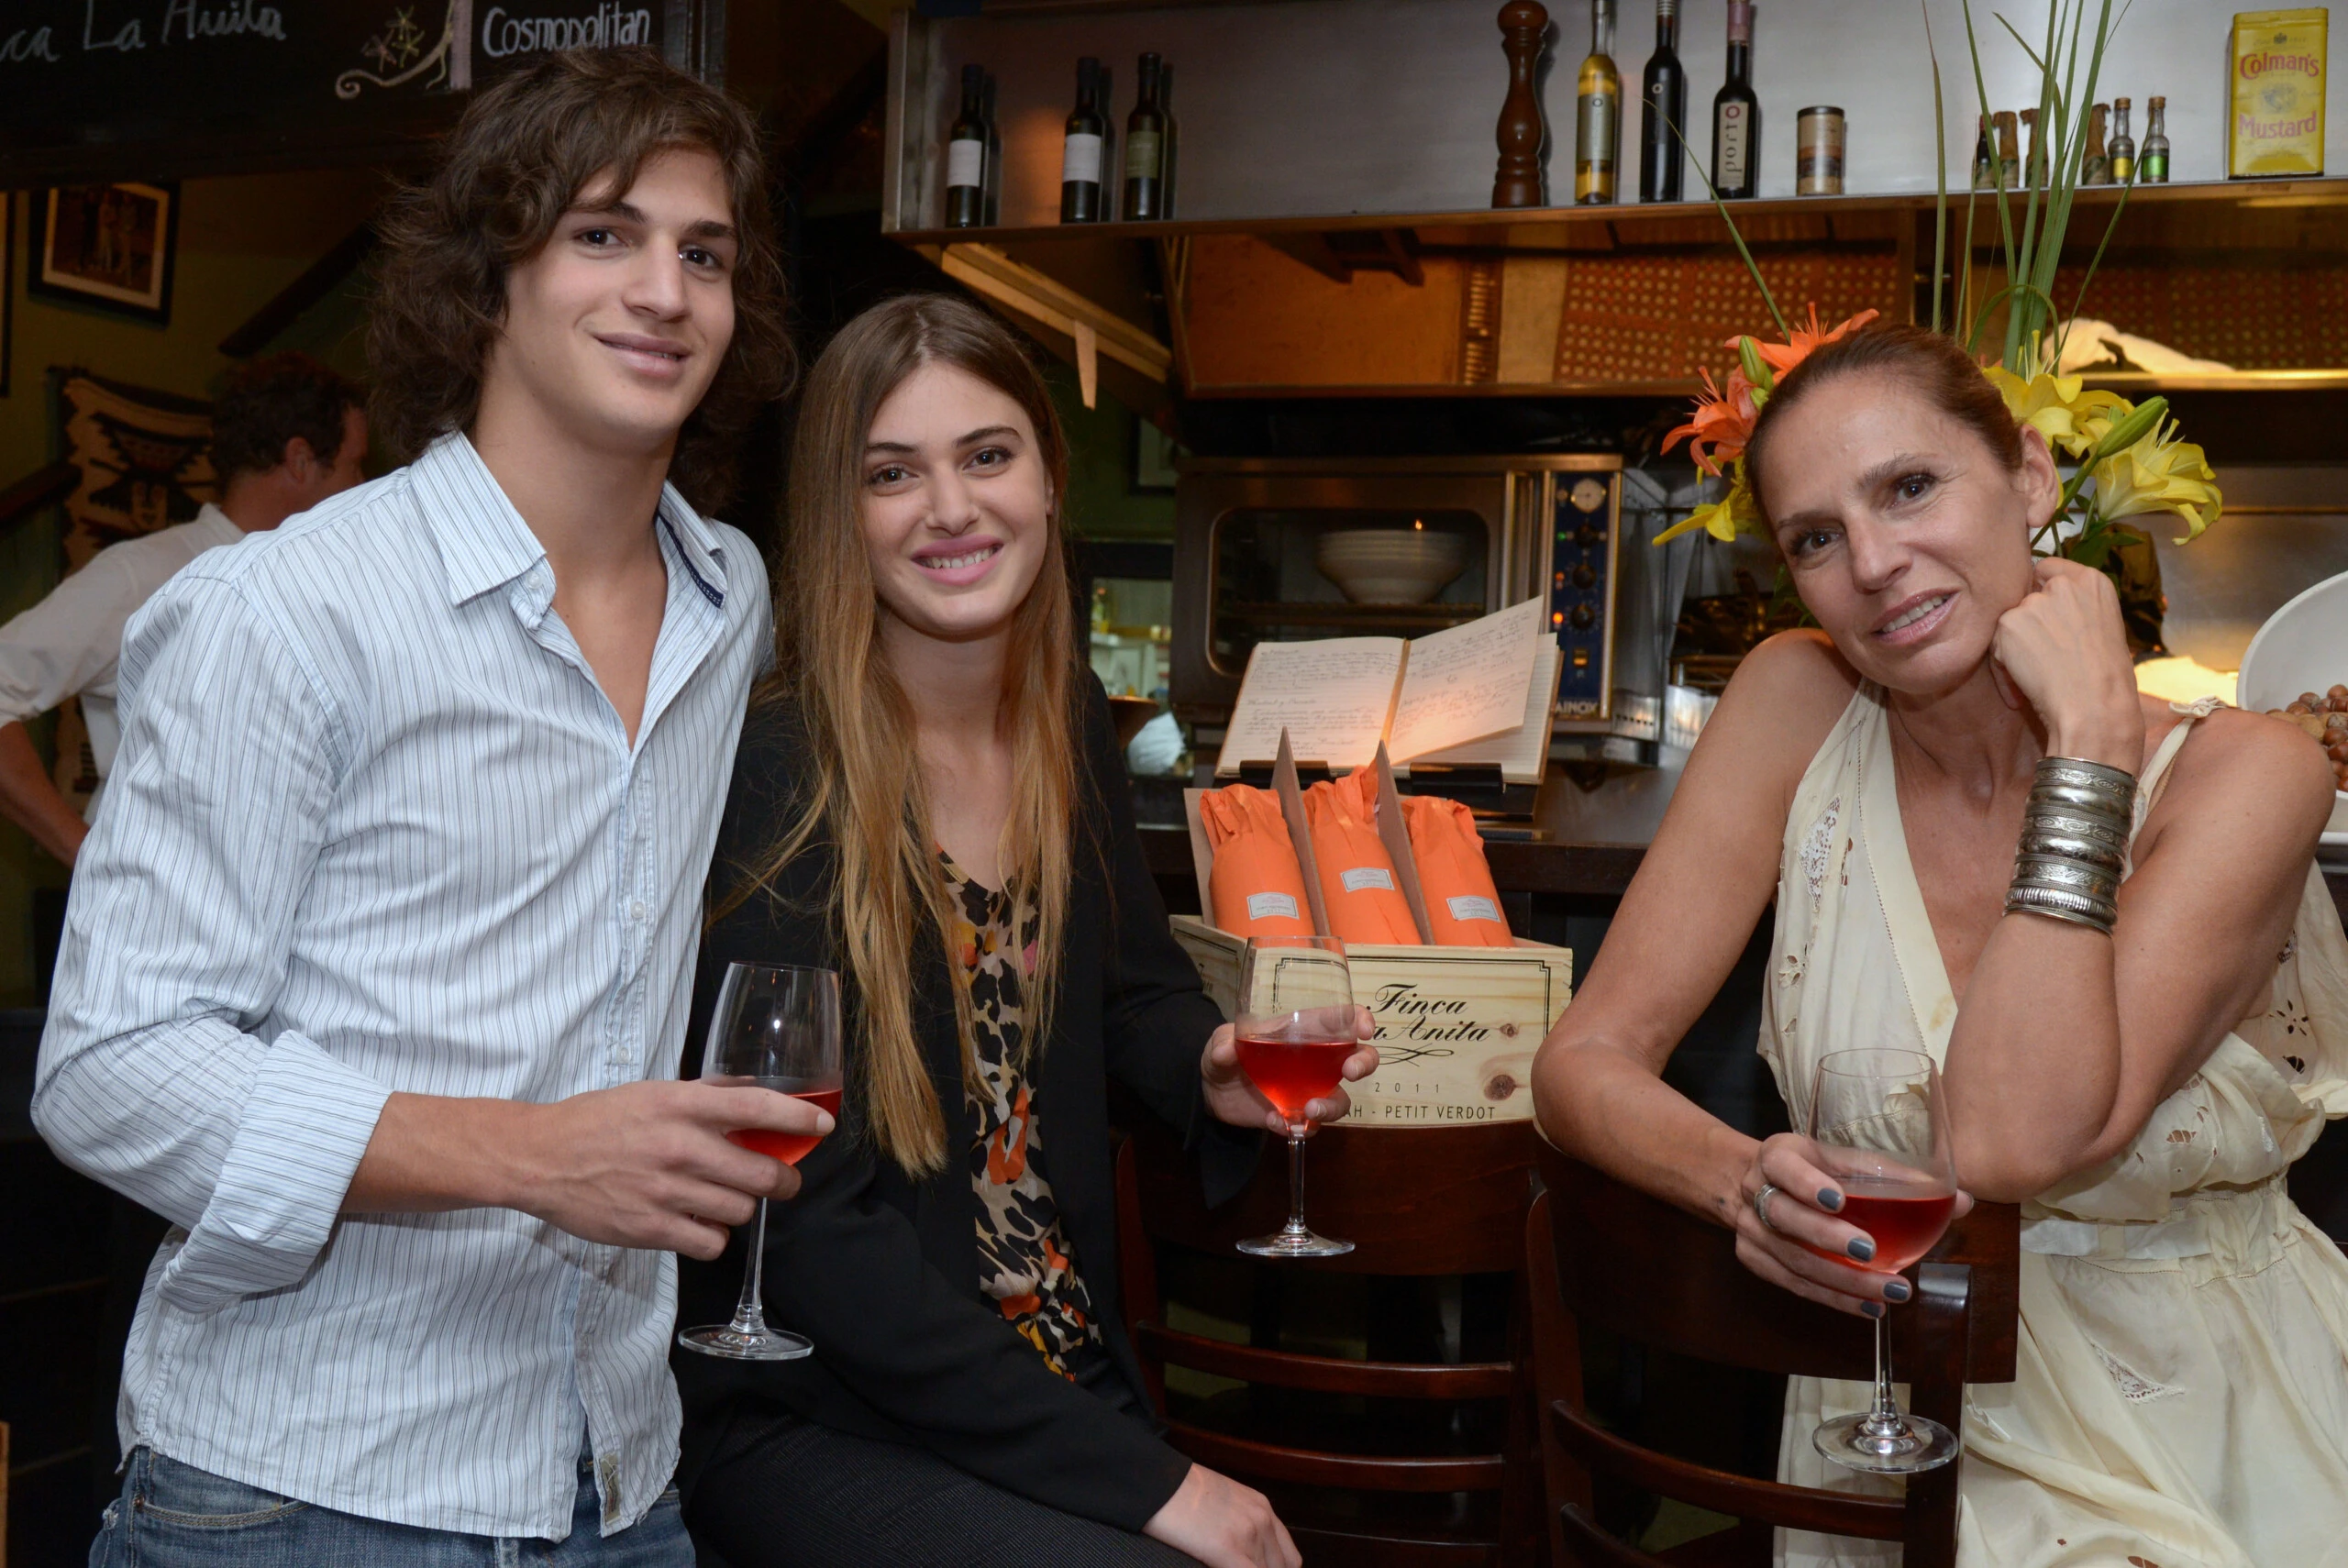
[1170,455,1626,729]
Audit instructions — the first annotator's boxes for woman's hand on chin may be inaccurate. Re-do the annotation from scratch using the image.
[1144,1463,1301,1568]
[1200,1011,1380,1135]
[1733,1133,1975,1318]
[1990,556,2144,775]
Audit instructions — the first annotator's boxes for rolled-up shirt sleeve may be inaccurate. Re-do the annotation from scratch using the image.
[0,549,143,724]
[32,570,390,1311]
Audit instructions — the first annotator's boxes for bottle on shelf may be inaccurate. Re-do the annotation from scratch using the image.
[1971,113,1995,189]
[1711,0,1758,199]
[1061,56,1107,224]
[1994,111,2020,189]
[1639,0,1686,202]
[1577,0,1623,204]
[2141,95,2169,183]
[2020,106,2045,187]
[2109,96,2136,183]
[945,63,988,229]
[2082,103,2111,185]
[1124,51,1171,219]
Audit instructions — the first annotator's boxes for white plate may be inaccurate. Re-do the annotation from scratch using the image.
[2238,569,2348,839]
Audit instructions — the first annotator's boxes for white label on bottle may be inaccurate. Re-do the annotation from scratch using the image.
[1124,129,1162,180]
[1339,867,1395,893]
[947,138,984,191]
[1446,895,1504,924]
[1062,132,1103,184]
[1717,103,1750,186]
[1246,891,1300,922]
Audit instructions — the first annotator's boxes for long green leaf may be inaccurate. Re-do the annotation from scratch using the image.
[1669,118,1792,340]
[2065,159,2137,334]
[2051,0,2120,362]
[1963,1,2021,312]
[1924,0,1948,333]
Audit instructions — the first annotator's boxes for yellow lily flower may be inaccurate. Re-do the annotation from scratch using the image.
[1983,366,2131,459]
[1656,464,1762,544]
[2091,422,2222,543]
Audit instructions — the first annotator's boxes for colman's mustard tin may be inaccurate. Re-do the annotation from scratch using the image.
[2231,8,2329,177]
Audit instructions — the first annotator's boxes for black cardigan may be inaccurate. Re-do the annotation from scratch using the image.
[673,684,1257,1531]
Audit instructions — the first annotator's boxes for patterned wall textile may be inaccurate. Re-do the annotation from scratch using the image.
[2050,261,2348,370]
[49,371,217,806]
[1552,248,1908,384]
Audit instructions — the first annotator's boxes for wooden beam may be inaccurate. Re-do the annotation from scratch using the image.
[935,242,1173,385]
[217,223,379,359]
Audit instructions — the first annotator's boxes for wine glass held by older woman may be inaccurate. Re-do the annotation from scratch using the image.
[1532,322,2348,1567]
[670,294,1374,1568]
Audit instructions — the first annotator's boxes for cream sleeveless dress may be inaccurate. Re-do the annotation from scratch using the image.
[1762,687,2348,1568]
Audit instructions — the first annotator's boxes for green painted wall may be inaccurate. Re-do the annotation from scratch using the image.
[1044,367,1176,544]
[0,170,379,1000]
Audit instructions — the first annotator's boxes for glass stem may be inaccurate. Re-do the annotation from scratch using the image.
[1862,1301,1906,1436]
[731,1198,772,1333]
[1283,1127,1311,1235]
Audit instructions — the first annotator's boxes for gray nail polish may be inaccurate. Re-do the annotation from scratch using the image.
[1860,1301,1884,1319]
[1818,1188,1844,1212]
[1846,1235,1876,1263]
[1884,1277,1912,1303]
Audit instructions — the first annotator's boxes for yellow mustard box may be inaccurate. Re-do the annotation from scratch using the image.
[2232,8,2330,177]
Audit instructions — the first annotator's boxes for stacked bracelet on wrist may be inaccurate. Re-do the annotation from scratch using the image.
[2005,757,2136,936]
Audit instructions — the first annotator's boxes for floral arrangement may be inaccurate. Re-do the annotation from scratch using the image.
[1656,0,2223,574]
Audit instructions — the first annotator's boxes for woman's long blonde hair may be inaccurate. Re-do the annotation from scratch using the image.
[727,293,1080,1177]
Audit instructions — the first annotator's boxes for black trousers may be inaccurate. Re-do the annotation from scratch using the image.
[685,1416,1197,1568]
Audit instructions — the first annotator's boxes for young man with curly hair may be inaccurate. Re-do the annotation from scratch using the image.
[39,48,818,1567]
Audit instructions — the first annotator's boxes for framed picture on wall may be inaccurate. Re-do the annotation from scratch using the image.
[1131,415,1180,493]
[29,182,178,326]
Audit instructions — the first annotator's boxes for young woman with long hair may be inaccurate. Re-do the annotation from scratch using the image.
[672,293,1376,1568]
[1532,321,2348,1564]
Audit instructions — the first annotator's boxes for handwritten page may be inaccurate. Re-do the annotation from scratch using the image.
[1386,597,1545,761]
[1215,638,1404,774]
[1405,642,1562,784]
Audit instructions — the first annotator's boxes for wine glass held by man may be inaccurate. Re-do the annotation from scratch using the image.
[1530,323,2348,1565]
[673,293,1374,1568]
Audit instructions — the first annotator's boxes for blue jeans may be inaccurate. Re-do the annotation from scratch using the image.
[90,1446,693,1567]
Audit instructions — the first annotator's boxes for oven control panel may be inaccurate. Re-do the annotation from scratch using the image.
[1549,471,1620,718]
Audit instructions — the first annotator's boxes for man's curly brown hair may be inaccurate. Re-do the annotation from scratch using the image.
[366,48,793,513]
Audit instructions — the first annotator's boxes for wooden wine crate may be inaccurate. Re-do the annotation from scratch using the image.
[1170,915,1569,1126]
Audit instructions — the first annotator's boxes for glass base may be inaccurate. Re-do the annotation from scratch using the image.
[677,1322,814,1361]
[1237,1226,1353,1258]
[1812,1409,1959,1474]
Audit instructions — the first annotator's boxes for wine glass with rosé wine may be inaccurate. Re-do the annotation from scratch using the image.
[1234,935,1359,1259]
[678,962,843,1361]
[1805,1047,1962,1473]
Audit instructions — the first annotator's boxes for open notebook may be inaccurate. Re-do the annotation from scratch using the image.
[1214,597,1562,783]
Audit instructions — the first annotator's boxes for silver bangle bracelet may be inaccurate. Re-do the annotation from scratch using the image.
[2005,884,2119,933]
[2011,856,2122,906]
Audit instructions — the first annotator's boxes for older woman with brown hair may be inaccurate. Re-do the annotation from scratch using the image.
[1532,322,2348,1566]
[672,293,1376,1568]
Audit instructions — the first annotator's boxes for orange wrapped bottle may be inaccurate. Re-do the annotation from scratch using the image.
[1301,767,1421,945]
[1199,785,1315,936]
[1401,794,1512,946]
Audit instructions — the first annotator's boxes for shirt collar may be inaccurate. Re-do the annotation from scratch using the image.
[413,433,552,608]
[409,432,732,613]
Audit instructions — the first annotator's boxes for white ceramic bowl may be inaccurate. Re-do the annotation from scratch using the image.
[2236,567,2348,842]
[1314,528,1470,604]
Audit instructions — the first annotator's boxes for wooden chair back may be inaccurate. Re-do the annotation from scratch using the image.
[1115,1117,1546,1566]
[1527,1146,2018,1568]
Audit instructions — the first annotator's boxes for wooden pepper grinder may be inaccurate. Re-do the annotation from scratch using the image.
[1493,0,1550,207]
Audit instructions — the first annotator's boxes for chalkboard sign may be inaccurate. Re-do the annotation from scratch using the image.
[1,0,714,185]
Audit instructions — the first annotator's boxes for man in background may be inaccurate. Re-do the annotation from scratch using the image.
[0,352,366,865]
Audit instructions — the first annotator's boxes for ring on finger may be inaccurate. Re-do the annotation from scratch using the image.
[1753,1181,1782,1233]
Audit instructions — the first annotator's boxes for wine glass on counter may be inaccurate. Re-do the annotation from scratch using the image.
[1805,1047,1961,1473]
[1234,935,1357,1259]
[677,962,843,1361]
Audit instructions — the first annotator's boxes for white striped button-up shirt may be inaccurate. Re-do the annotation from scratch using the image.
[34,433,771,1540]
